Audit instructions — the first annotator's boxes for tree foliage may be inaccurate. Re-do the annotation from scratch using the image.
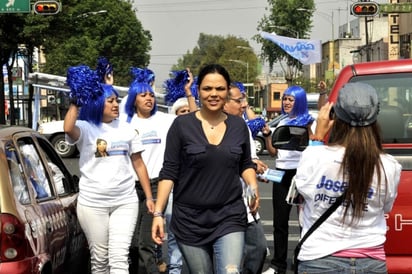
[41,0,151,86]
[0,14,26,124]
[173,33,259,84]
[255,0,315,83]
[0,0,151,126]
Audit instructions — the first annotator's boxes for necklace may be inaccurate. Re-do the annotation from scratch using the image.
[198,112,224,130]
[204,121,217,129]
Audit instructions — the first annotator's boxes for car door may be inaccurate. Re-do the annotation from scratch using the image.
[33,135,88,272]
[14,133,69,272]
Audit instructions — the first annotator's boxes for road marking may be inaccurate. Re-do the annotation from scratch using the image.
[265,234,300,241]
[261,219,301,242]
[261,220,300,226]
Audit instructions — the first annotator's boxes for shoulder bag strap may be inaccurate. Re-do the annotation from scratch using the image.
[294,194,345,271]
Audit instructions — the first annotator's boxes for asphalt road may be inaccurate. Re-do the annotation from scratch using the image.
[62,152,299,274]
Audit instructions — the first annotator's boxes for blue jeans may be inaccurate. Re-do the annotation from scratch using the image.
[178,231,245,274]
[165,192,183,274]
[242,219,267,274]
[298,256,388,274]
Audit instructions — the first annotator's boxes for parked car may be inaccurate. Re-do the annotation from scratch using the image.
[37,120,77,158]
[326,59,412,273]
[0,126,89,274]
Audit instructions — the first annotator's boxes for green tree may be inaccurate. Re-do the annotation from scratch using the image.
[255,0,314,84]
[0,13,27,125]
[173,33,259,84]
[42,0,151,86]
[0,0,151,126]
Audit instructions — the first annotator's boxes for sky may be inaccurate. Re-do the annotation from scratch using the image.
[134,0,365,86]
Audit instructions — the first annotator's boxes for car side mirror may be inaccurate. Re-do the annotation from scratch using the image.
[271,125,309,151]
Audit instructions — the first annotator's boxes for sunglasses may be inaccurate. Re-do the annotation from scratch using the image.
[229,97,247,104]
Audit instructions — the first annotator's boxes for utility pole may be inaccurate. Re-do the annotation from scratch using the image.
[365,17,371,61]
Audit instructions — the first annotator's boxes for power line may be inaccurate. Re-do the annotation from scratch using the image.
[138,6,265,13]
[136,0,265,13]
[138,0,262,7]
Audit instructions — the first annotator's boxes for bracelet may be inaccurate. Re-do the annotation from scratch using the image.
[147,197,156,201]
[319,90,328,95]
[153,211,164,217]
[186,94,193,98]
[309,140,324,146]
[69,97,80,106]
[262,130,272,137]
[310,136,324,141]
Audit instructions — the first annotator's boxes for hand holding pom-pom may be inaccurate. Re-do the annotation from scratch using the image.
[247,117,266,139]
[66,65,101,107]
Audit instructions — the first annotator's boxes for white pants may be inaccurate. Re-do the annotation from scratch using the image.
[77,202,138,274]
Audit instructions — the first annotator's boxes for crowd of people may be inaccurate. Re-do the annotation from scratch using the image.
[63,57,400,274]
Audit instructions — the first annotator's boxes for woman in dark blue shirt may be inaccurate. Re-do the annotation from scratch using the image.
[152,64,260,274]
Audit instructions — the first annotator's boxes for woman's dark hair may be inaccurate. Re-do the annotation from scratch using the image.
[329,118,386,223]
[197,64,231,88]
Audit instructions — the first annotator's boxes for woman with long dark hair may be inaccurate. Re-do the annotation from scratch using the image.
[295,82,401,273]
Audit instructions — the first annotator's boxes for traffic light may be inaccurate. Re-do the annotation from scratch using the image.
[33,1,60,15]
[351,2,379,17]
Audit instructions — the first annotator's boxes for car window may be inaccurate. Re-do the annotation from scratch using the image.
[18,139,54,200]
[5,143,30,204]
[350,73,412,144]
[36,137,77,195]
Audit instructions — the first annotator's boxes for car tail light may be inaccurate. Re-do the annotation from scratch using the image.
[0,213,30,261]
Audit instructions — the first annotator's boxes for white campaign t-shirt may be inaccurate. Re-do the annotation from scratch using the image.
[119,111,176,179]
[295,145,401,261]
[66,119,142,207]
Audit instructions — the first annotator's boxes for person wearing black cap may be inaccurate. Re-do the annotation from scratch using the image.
[294,82,401,273]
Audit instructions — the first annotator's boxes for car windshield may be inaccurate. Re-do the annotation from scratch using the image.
[267,114,288,128]
[350,73,412,144]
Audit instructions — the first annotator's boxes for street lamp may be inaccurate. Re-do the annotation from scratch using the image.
[297,8,334,40]
[229,59,252,105]
[236,45,253,51]
[76,10,108,18]
[297,8,335,82]
[267,25,299,38]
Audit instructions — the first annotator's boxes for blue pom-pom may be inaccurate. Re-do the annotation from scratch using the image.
[96,57,113,83]
[66,65,101,106]
[164,70,190,104]
[130,67,155,85]
[190,76,198,100]
[247,117,266,139]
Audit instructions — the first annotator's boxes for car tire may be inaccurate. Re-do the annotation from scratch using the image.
[51,134,77,158]
[254,137,265,155]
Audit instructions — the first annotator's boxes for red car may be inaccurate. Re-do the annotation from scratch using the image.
[328,59,412,273]
[0,126,89,274]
